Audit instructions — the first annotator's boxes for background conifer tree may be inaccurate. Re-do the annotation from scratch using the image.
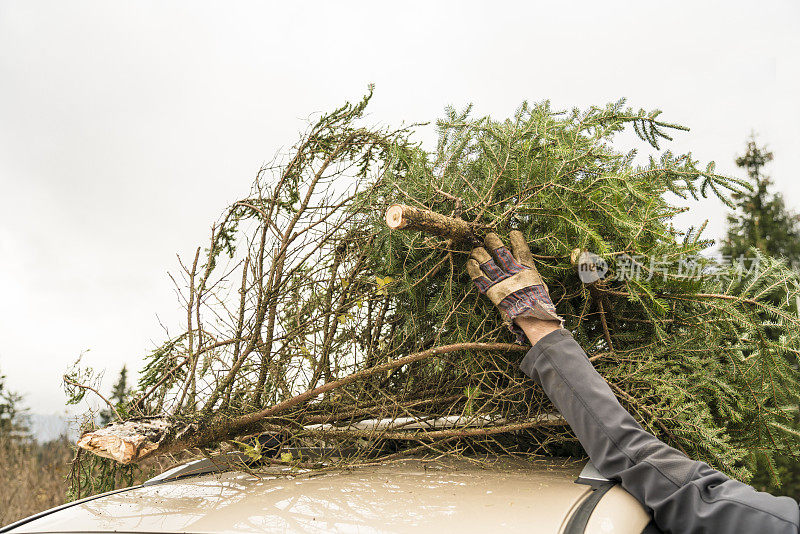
[722,137,800,265]
[0,370,28,441]
[99,366,130,426]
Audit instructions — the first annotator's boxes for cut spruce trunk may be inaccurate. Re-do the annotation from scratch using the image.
[76,416,277,464]
[77,342,533,464]
[77,413,566,464]
[77,418,192,464]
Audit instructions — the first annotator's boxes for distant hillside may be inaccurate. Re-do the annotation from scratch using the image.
[27,413,79,443]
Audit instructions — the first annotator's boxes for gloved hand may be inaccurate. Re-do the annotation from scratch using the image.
[466,231,563,343]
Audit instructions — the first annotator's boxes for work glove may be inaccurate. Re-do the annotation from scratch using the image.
[467,231,563,343]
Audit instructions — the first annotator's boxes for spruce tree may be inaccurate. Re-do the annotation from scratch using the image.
[99,366,130,426]
[69,94,800,498]
[0,370,27,440]
[722,137,800,266]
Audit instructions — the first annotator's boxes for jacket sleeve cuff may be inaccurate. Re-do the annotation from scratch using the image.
[519,328,574,378]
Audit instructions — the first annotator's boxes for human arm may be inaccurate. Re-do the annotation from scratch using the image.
[519,321,799,533]
[468,233,800,533]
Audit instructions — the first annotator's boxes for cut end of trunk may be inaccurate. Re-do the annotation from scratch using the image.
[77,418,174,464]
[385,204,407,230]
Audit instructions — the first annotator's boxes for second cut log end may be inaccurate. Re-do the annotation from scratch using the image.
[385,204,408,230]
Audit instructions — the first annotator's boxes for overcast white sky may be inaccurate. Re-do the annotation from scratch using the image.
[1,1,798,415]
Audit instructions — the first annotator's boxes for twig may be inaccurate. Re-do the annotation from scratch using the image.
[63,375,122,421]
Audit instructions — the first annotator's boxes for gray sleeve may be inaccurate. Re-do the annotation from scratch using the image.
[520,328,800,534]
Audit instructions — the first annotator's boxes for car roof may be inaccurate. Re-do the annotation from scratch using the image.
[8,457,608,534]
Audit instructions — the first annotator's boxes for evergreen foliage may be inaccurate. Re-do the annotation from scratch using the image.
[723,137,800,498]
[69,93,800,496]
[364,102,800,482]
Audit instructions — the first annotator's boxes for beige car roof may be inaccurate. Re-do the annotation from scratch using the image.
[10,457,647,534]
